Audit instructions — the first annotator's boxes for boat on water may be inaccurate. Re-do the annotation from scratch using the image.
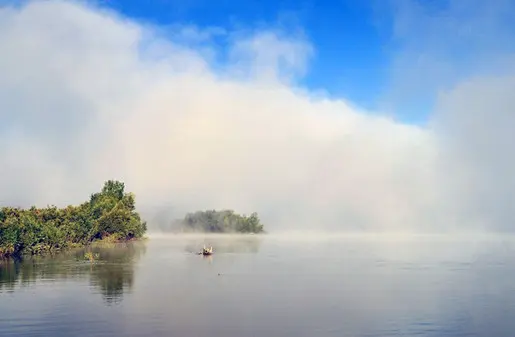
[200,245,213,256]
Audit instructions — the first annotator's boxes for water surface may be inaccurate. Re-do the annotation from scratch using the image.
[1,234,515,336]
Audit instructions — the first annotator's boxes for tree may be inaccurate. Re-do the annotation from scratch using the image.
[0,180,147,258]
[173,209,265,233]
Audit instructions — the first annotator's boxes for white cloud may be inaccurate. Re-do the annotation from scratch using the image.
[0,0,514,233]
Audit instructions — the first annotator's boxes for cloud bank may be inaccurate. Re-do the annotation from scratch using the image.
[0,0,514,233]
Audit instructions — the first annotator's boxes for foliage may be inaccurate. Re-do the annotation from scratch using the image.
[174,209,265,233]
[0,180,147,258]
[84,252,100,262]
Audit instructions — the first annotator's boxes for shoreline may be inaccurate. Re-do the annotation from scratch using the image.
[0,236,148,260]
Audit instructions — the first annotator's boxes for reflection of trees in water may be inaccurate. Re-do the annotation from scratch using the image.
[85,242,146,305]
[183,236,263,255]
[0,242,147,305]
[0,255,76,292]
[89,261,134,305]
[0,258,20,292]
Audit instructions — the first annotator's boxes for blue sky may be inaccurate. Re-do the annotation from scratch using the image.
[0,0,512,125]
[98,0,404,118]
[14,0,506,125]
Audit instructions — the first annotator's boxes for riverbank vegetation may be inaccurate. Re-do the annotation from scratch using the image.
[172,209,265,233]
[0,180,147,258]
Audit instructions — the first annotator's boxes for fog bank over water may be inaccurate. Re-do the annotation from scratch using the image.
[1,0,515,233]
[146,231,515,242]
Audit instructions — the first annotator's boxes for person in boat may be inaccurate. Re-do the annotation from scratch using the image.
[202,245,213,254]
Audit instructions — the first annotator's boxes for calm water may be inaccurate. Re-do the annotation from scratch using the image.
[2,234,515,336]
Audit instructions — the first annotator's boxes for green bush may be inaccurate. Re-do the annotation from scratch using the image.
[0,180,147,258]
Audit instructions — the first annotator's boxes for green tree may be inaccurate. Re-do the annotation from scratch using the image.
[0,180,147,258]
[174,209,265,233]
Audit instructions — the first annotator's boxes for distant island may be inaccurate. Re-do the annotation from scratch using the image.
[171,209,265,234]
[0,180,147,258]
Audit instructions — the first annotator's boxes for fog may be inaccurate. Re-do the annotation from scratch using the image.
[1,0,515,233]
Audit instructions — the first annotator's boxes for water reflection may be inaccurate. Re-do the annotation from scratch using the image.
[202,254,213,264]
[85,242,147,305]
[0,241,147,305]
[3,236,515,336]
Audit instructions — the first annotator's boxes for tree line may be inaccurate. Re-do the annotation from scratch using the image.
[173,209,265,233]
[0,180,266,258]
[0,180,147,258]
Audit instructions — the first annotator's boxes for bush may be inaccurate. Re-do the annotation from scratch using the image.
[175,209,265,233]
[0,180,147,257]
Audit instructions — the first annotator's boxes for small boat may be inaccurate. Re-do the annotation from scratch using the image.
[199,245,213,256]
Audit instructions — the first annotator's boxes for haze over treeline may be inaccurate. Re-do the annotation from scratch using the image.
[1,0,515,233]
[165,209,265,233]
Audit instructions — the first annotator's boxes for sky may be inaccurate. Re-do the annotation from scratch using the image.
[101,0,392,118]
[1,0,515,233]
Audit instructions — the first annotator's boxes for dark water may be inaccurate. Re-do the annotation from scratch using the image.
[1,234,515,337]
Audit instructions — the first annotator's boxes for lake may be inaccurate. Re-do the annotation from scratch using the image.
[1,233,515,336]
